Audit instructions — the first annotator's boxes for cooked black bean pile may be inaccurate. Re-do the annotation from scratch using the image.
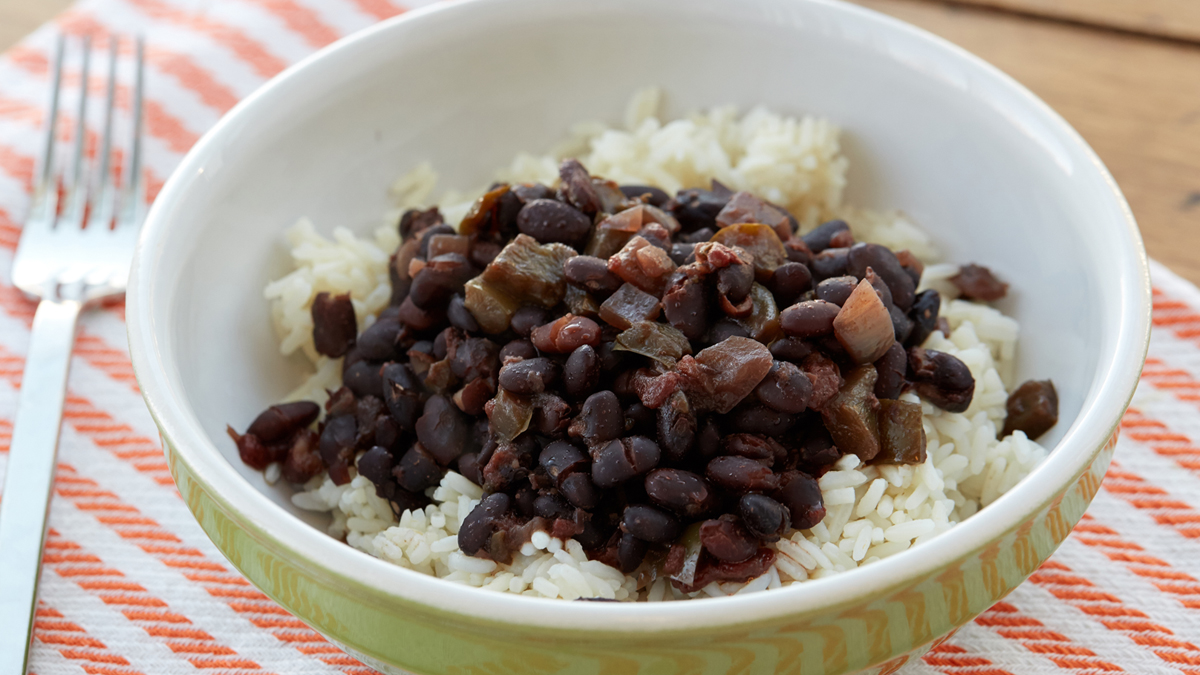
[229,159,1058,593]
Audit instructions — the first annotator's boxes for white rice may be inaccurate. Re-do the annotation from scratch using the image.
[267,89,1047,601]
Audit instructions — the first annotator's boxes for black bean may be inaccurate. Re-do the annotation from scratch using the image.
[717,263,754,304]
[738,494,790,542]
[560,472,601,509]
[539,440,587,482]
[670,187,730,232]
[810,248,849,281]
[775,470,825,530]
[505,306,545,339]
[597,339,624,371]
[801,219,851,253]
[623,402,656,436]
[706,455,779,492]
[357,317,401,361]
[780,300,841,338]
[663,277,708,342]
[534,494,574,520]
[657,392,696,461]
[409,253,474,310]
[507,487,534,518]
[616,531,647,573]
[797,424,840,468]
[396,296,444,331]
[699,517,757,563]
[722,433,785,466]
[318,415,356,467]
[512,183,554,203]
[449,337,499,383]
[592,437,660,488]
[311,292,357,357]
[247,401,320,443]
[381,362,423,431]
[679,227,716,244]
[644,469,716,517]
[499,338,538,363]
[447,294,480,332]
[355,446,393,494]
[621,505,680,544]
[950,264,1008,301]
[564,255,623,297]
[890,304,914,344]
[707,318,750,344]
[498,357,558,395]
[847,243,915,311]
[755,361,812,414]
[455,453,482,488]
[354,395,385,448]
[458,493,510,556]
[531,393,572,436]
[388,254,411,307]
[415,395,471,465]
[905,290,941,348]
[619,184,670,206]
[374,414,401,451]
[815,275,858,306]
[1001,379,1058,440]
[769,337,813,363]
[282,428,324,484]
[344,360,384,399]
[325,385,357,418]
[730,406,795,437]
[495,188,524,232]
[770,262,813,305]
[908,347,975,413]
[469,240,502,268]
[399,206,443,241]
[230,430,276,470]
[558,159,602,215]
[563,345,601,398]
[393,443,443,492]
[875,342,908,400]
[569,391,624,446]
[696,417,722,457]
[432,329,450,360]
[669,242,697,266]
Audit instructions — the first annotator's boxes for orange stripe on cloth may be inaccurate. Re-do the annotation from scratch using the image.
[972,601,1124,671]
[41,529,272,672]
[45,453,373,674]
[0,142,34,191]
[0,95,43,126]
[1150,286,1200,357]
[241,0,342,49]
[1028,557,1200,667]
[349,0,406,21]
[146,46,241,113]
[124,0,288,78]
[921,634,1017,672]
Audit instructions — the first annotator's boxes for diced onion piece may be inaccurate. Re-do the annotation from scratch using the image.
[833,279,895,364]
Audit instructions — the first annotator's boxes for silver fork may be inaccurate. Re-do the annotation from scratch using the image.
[0,35,145,674]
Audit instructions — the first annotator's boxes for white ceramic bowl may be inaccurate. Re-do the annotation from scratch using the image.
[127,0,1151,673]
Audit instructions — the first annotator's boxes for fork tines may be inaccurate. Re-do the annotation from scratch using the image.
[32,34,145,235]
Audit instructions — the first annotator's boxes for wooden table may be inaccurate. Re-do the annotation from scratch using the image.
[2,0,1198,283]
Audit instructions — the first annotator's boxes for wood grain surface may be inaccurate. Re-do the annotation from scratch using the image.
[0,0,1198,285]
[852,0,1200,285]
[940,0,1200,43]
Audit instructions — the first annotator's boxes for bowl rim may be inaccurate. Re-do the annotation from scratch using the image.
[127,0,1151,633]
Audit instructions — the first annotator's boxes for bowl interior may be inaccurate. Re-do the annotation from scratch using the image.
[133,0,1145,625]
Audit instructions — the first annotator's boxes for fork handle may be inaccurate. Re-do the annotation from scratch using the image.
[0,299,82,674]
